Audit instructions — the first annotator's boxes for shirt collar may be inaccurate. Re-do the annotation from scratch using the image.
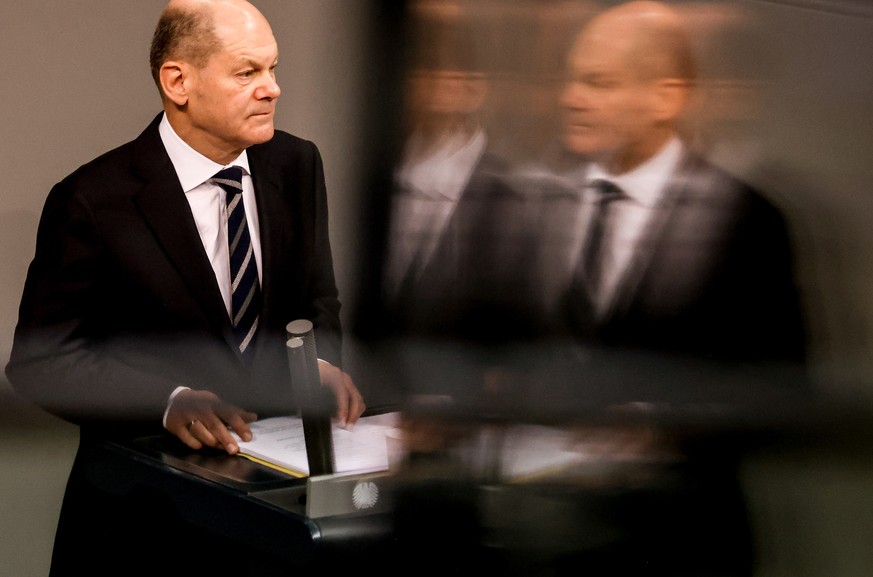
[396,127,487,202]
[586,136,684,207]
[158,113,251,193]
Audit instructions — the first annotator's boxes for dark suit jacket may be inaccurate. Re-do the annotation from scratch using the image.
[507,148,810,412]
[560,150,808,366]
[6,113,344,434]
[385,152,536,340]
[352,151,541,402]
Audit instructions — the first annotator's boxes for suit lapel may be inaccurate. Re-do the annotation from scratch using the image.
[412,161,497,288]
[606,152,697,320]
[130,115,236,347]
[247,147,286,321]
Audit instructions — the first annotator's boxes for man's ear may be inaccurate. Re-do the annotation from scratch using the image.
[159,61,190,106]
[653,78,692,122]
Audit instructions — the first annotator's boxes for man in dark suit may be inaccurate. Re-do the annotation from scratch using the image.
[506,3,810,574]
[532,0,807,375]
[356,14,538,403]
[5,0,365,573]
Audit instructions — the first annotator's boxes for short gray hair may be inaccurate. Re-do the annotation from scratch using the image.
[148,4,221,94]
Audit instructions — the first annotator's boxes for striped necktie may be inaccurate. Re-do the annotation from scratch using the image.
[211,166,261,359]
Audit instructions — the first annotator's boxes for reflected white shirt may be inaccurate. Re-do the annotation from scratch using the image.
[576,136,684,314]
[387,128,486,295]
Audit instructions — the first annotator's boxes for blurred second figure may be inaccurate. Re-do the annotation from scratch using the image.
[370,11,539,402]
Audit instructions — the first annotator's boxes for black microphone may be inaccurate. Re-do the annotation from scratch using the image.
[286,320,335,476]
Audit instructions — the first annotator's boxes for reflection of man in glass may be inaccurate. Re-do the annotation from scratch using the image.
[545,0,806,368]
[356,13,539,406]
[382,16,532,345]
[496,5,808,574]
[384,19,488,304]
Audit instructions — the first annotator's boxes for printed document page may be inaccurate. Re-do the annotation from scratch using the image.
[231,412,400,477]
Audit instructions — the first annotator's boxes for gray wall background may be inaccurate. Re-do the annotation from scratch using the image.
[1,1,872,576]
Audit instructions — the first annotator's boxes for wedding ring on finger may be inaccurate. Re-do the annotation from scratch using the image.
[186,419,198,432]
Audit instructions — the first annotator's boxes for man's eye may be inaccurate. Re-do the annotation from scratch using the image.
[586,78,617,90]
[239,70,255,79]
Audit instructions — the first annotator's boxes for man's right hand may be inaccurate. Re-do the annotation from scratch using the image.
[164,389,258,455]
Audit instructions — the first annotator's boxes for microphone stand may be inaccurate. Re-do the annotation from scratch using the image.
[286,319,335,476]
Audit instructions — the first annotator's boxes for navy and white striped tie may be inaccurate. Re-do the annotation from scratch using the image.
[211,166,261,359]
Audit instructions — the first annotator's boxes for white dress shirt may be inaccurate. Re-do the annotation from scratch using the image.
[158,113,264,425]
[576,136,684,315]
[385,127,487,296]
[158,113,263,319]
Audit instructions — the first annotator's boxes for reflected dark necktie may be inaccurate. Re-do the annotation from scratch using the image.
[211,166,261,359]
[564,178,625,331]
[580,178,625,301]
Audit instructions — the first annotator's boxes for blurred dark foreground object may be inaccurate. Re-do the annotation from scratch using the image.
[383,381,869,577]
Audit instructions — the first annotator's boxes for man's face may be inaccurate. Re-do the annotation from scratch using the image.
[560,26,660,170]
[405,68,485,128]
[184,18,280,160]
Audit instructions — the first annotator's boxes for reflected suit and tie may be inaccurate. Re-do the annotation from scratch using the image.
[506,4,812,573]
[361,14,538,403]
[527,1,807,373]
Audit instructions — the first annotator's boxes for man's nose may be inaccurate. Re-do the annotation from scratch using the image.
[561,82,589,109]
[257,74,281,100]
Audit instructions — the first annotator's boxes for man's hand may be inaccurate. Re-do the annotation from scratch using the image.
[165,389,258,454]
[318,360,366,428]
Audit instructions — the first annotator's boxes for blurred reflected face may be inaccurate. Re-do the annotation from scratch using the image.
[184,16,281,158]
[560,26,660,169]
[406,68,483,121]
